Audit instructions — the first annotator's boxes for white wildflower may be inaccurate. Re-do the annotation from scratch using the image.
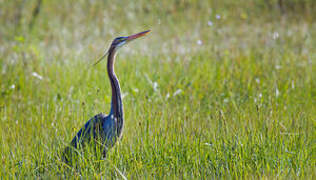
[208,21,213,26]
[276,88,280,97]
[275,65,281,70]
[153,82,158,92]
[32,72,43,80]
[197,40,203,45]
[216,14,221,19]
[173,89,182,96]
[10,84,15,89]
[133,88,139,93]
[122,92,128,99]
[291,80,295,89]
[273,32,279,40]
[166,93,170,100]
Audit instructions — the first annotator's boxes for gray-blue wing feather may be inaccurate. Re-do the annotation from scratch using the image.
[63,113,117,162]
[70,113,116,148]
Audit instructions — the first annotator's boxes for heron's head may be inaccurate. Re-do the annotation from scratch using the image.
[94,30,150,65]
[111,30,151,49]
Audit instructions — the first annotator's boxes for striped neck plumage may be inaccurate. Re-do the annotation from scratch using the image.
[107,47,124,137]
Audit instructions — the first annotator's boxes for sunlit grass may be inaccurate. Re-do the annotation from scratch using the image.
[0,0,315,178]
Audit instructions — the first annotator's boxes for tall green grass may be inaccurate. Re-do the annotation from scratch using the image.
[0,0,315,178]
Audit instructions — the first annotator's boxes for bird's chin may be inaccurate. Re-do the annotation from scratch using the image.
[117,41,127,47]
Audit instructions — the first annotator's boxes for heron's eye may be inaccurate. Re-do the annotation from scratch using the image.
[116,37,124,42]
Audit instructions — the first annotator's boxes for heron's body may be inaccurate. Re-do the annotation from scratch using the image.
[69,113,117,154]
[62,30,150,163]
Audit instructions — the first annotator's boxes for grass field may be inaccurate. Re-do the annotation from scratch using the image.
[0,0,315,178]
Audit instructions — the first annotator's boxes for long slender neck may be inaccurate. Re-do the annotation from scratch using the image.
[107,47,124,137]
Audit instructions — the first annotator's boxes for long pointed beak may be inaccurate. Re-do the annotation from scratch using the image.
[127,30,151,42]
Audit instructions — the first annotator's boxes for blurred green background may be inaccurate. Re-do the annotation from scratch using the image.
[0,0,315,178]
